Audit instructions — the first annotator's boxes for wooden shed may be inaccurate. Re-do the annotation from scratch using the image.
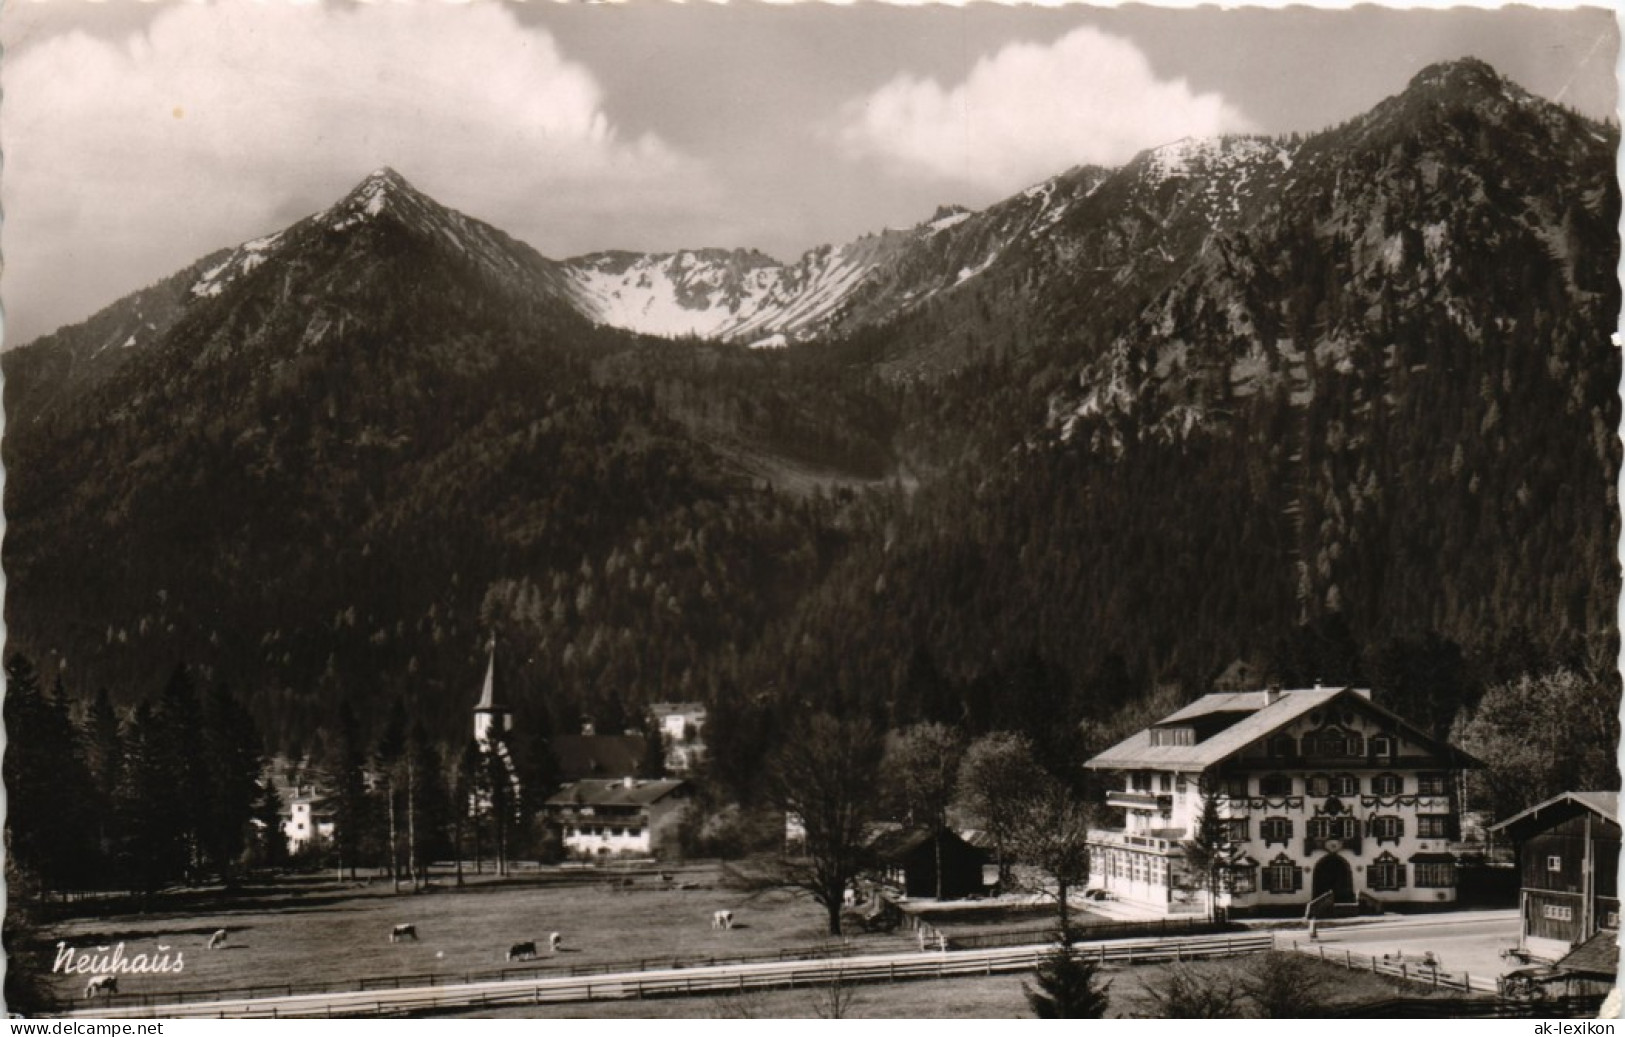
[870,828,990,901]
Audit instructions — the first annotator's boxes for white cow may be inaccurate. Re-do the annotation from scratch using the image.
[207,929,228,949]
[391,923,419,943]
[548,931,563,953]
[84,975,118,999]
[712,909,734,930]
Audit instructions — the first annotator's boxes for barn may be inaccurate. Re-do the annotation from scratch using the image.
[870,828,989,901]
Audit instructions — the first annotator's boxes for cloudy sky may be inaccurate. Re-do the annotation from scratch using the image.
[3,1,1617,345]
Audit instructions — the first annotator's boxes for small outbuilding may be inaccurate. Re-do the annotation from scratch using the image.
[1489,790,1619,964]
[870,828,990,901]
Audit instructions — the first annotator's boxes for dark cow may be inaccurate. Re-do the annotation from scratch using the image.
[507,941,537,962]
[390,924,418,943]
[84,976,118,999]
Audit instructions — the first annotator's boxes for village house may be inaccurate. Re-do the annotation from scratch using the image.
[281,788,334,855]
[648,702,708,774]
[1488,790,1619,992]
[1084,684,1480,916]
[549,723,649,783]
[544,776,692,857]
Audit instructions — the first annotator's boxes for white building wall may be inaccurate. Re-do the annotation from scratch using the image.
[1092,698,1466,914]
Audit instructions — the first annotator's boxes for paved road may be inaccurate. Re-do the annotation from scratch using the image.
[1275,910,1521,982]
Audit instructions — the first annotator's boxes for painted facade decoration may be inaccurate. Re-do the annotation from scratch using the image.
[1084,685,1480,916]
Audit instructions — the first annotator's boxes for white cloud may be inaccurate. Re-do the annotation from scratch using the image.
[838,27,1257,191]
[2,2,713,343]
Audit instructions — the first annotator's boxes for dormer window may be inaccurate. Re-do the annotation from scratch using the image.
[1370,735,1394,757]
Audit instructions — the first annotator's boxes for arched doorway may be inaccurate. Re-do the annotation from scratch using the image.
[1312,854,1355,904]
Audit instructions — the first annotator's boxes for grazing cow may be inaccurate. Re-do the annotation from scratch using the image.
[507,941,537,962]
[712,909,734,930]
[207,929,229,950]
[84,976,118,999]
[548,932,563,953]
[390,924,418,943]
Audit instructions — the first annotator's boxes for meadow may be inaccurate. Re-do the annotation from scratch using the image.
[39,863,954,1007]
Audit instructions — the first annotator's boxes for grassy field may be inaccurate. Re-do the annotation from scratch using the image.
[37,864,929,1006]
[460,955,1461,1019]
[36,867,1451,1018]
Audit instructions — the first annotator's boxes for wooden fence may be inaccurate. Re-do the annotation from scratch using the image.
[1329,995,1610,1019]
[946,917,1232,950]
[73,932,1276,1019]
[1284,939,1500,994]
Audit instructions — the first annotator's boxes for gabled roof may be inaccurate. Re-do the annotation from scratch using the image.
[1489,791,1620,836]
[1085,686,1480,772]
[867,826,987,863]
[545,778,688,808]
[1556,930,1619,978]
[1086,687,1339,770]
[550,734,646,781]
[649,702,707,717]
[1160,690,1274,722]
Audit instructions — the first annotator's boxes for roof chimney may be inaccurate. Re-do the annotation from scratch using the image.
[623,776,636,789]
[1265,683,1283,705]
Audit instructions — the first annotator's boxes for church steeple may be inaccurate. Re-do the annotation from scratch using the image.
[473,643,511,747]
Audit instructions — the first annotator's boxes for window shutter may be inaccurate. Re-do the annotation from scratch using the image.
[1293,867,1303,892]
[1398,864,1407,889]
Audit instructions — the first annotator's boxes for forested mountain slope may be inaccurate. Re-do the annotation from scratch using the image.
[3,61,1615,786]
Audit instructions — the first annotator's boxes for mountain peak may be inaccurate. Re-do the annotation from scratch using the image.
[1403,57,1527,108]
[326,166,434,229]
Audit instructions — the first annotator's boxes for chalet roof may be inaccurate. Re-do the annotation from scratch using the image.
[474,649,505,713]
[1556,930,1619,978]
[550,734,646,781]
[1086,687,1340,770]
[545,778,688,808]
[1085,686,1480,772]
[1160,690,1275,722]
[1489,791,1621,837]
[649,702,707,717]
[867,826,987,863]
